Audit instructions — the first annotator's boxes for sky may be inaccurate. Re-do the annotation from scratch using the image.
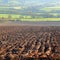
[0,0,60,7]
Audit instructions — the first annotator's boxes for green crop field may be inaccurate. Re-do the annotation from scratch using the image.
[0,14,60,21]
[41,7,60,12]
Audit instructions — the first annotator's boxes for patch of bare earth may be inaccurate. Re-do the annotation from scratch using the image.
[0,26,60,60]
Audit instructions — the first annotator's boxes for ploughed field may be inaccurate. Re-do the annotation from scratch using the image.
[0,26,60,60]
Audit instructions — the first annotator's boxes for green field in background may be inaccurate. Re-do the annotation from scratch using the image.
[0,14,60,21]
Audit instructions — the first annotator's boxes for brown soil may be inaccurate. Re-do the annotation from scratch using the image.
[0,26,60,60]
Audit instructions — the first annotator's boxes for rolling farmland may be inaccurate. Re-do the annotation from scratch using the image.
[0,0,60,60]
[0,6,60,21]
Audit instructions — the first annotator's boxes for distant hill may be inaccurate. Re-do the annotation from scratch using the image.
[0,0,60,21]
[0,0,60,13]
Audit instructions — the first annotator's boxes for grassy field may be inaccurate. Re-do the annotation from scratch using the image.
[21,18,60,21]
[0,14,60,21]
[41,7,60,12]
